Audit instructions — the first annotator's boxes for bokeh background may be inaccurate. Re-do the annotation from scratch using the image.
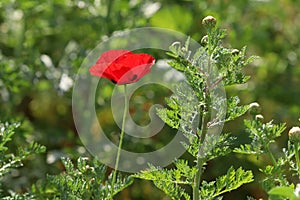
[0,0,299,199]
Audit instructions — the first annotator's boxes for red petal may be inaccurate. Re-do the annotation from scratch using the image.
[96,50,132,64]
[90,50,155,85]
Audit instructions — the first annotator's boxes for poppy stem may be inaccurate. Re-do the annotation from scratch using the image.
[110,84,128,198]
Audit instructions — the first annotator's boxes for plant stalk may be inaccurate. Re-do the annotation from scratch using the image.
[110,84,128,198]
[295,143,300,175]
[193,110,209,200]
[193,32,213,200]
[265,144,277,166]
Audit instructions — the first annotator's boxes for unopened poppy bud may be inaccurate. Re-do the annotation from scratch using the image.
[289,127,300,143]
[249,102,261,115]
[231,49,240,55]
[201,35,208,46]
[255,114,264,121]
[202,16,217,28]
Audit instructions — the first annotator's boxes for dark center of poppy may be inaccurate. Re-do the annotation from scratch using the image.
[131,74,137,81]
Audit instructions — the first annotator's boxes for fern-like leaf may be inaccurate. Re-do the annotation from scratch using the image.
[200,167,254,199]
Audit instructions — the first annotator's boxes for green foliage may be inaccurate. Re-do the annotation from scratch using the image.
[225,96,249,122]
[1,193,34,200]
[1,0,300,199]
[233,108,300,199]
[0,121,45,199]
[136,163,253,200]
[233,116,290,194]
[136,16,256,200]
[234,119,286,155]
[200,167,253,199]
[134,160,196,200]
[46,157,133,200]
[268,186,300,200]
[134,160,197,186]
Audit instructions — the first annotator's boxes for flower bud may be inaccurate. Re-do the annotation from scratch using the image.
[201,35,208,46]
[289,127,300,143]
[249,102,261,115]
[231,49,240,55]
[255,114,264,122]
[202,16,217,28]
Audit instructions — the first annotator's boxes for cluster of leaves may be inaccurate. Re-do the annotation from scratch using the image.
[200,166,253,200]
[0,120,132,200]
[0,0,299,199]
[234,114,300,199]
[0,121,45,199]
[134,160,196,200]
[0,1,161,198]
[35,157,133,200]
[134,161,253,200]
[136,17,256,199]
[134,16,300,199]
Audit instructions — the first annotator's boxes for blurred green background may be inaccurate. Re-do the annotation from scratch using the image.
[0,0,299,199]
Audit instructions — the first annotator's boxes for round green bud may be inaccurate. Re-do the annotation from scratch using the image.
[289,126,300,143]
[202,16,217,28]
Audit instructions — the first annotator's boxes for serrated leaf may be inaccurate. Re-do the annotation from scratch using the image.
[226,96,249,122]
[200,167,253,199]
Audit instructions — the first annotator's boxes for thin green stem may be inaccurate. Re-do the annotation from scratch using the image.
[294,143,300,176]
[110,85,128,199]
[193,64,211,200]
[265,144,277,166]
[193,29,214,200]
[193,158,202,200]
[193,111,209,200]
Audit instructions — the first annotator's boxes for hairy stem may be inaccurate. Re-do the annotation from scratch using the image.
[110,85,128,198]
[193,53,212,200]
[193,111,208,200]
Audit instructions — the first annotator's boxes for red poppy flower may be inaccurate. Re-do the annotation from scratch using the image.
[89,50,155,85]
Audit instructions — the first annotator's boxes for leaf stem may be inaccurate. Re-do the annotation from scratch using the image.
[110,84,128,198]
[265,144,277,166]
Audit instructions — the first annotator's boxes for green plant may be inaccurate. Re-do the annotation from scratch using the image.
[0,0,299,199]
[245,120,300,200]
[40,157,133,200]
[134,16,257,200]
[0,121,45,199]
